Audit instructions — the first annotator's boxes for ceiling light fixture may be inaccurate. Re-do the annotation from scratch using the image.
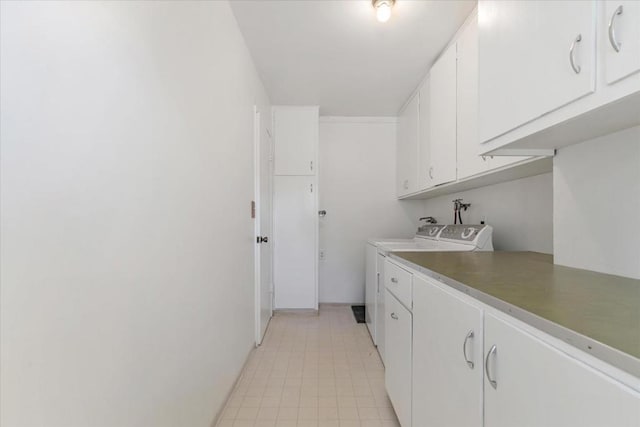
[372,0,394,23]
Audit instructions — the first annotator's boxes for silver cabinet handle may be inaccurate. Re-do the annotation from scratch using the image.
[376,272,380,293]
[462,330,475,369]
[428,166,434,179]
[485,344,498,389]
[390,277,398,283]
[608,5,623,52]
[569,34,582,74]
[403,179,409,190]
[390,312,398,320]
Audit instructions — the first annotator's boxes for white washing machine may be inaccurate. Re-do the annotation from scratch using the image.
[365,224,493,364]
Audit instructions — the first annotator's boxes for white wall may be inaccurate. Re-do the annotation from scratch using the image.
[318,118,422,304]
[554,126,640,279]
[419,173,554,253]
[0,2,269,426]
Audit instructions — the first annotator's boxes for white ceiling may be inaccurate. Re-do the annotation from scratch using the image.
[230,0,476,116]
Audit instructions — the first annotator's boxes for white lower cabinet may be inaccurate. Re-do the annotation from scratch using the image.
[412,275,483,427]
[484,313,640,427]
[385,289,412,427]
[387,264,640,427]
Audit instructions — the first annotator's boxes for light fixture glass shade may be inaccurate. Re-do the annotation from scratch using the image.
[373,0,394,23]
[376,3,392,22]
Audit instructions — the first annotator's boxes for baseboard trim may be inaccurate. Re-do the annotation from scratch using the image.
[209,342,256,427]
[273,308,318,316]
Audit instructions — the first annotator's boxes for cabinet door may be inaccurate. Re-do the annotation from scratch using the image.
[456,17,489,180]
[385,290,412,427]
[417,78,433,190]
[396,94,419,197]
[478,1,596,144]
[273,107,317,176]
[365,243,377,343]
[413,275,483,427]
[375,253,386,364]
[273,176,317,309]
[484,313,640,427]
[430,43,458,186]
[604,1,640,84]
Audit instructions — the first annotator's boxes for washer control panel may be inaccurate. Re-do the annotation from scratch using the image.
[439,224,488,242]
[416,224,447,239]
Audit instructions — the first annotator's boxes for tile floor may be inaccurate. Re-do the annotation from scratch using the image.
[216,305,401,427]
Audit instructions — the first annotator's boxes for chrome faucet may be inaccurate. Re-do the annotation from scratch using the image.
[419,216,437,224]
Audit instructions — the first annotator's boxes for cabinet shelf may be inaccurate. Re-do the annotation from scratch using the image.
[399,156,553,200]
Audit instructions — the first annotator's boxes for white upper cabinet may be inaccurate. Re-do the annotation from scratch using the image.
[273,106,318,176]
[458,16,530,179]
[478,1,596,144]
[417,79,432,191]
[604,1,640,84]
[457,16,488,180]
[396,93,419,197]
[429,43,458,186]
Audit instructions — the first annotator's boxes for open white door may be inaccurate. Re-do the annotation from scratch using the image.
[254,107,273,345]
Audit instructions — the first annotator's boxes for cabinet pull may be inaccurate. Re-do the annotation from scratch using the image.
[403,179,409,190]
[390,277,398,283]
[569,34,582,74]
[390,312,398,320]
[310,161,313,171]
[485,344,498,389]
[462,330,475,369]
[608,5,623,52]
[428,166,434,179]
[376,272,380,293]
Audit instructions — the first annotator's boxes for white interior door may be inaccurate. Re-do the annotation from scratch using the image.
[254,108,273,345]
[273,175,317,309]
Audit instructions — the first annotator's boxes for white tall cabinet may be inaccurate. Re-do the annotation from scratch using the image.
[272,106,318,309]
[273,107,318,175]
